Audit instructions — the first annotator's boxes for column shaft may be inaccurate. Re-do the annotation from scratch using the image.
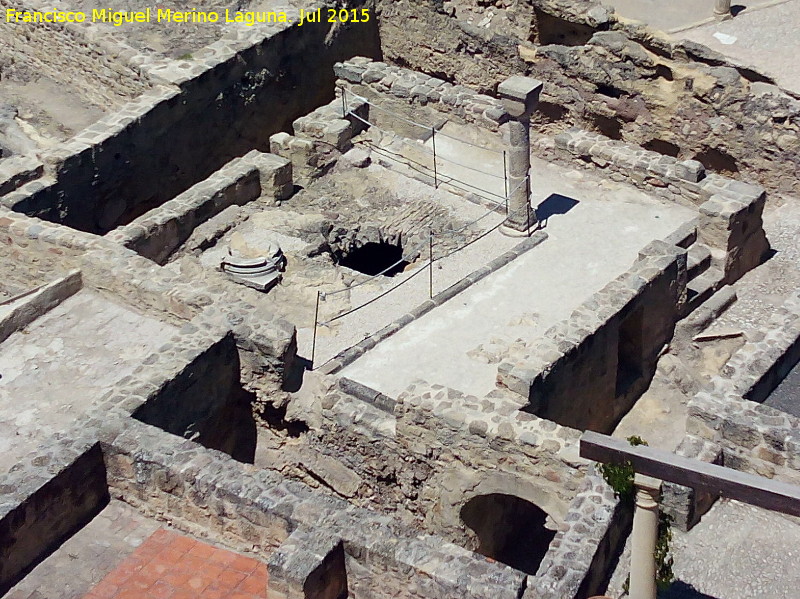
[502,117,532,231]
[714,0,732,19]
[629,474,661,599]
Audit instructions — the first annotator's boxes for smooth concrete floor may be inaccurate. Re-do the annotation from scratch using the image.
[603,0,778,33]
[340,134,695,398]
[0,290,178,474]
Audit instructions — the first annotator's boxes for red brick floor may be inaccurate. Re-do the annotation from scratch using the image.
[81,529,268,599]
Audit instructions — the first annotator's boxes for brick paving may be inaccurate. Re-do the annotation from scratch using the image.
[81,529,269,599]
[7,500,160,599]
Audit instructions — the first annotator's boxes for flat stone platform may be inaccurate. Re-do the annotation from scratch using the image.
[0,290,178,474]
[340,153,695,398]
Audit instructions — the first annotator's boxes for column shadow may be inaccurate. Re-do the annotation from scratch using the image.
[660,580,721,599]
[534,193,579,228]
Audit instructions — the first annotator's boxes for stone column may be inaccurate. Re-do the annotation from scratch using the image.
[498,76,543,234]
[714,0,732,20]
[629,474,662,599]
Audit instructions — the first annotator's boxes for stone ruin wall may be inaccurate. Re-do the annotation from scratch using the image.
[102,416,529,599]
[0,206,297,394]
[0,156,43,197]
[0,270,83,343]
[552,128,770,284]
[264,355,643,597]
[296,379,586,530]
[1,6,380,235]
[334,57,512,132]
[270,374,635,598]
[663,290,800,530]
[104,150,292,265]
[0,301,278,593]
[375,0,800,197]
[497,240,683,430]
[0,440,108,595]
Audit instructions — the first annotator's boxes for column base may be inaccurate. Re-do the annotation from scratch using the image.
[500,221,539,237]
[714,11,732,20]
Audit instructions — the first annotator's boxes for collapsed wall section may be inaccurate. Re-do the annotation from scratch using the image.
[0,206,297,391]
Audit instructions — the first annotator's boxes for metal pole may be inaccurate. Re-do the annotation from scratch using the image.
[431,127,438,189]
[429,230,434,299]
[526,175,532,236]
[526,201,531,236]
[503,150,508,200]
[311,290,321,369]
[341,86,347,117]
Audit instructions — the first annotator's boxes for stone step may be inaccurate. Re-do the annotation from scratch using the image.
[687,244,712,280]
[663,220,697,249]
[686,267,724,312]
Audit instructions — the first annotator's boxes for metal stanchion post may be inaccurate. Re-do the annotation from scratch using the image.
[526,202,531,236]
[503,150,508,200]
[429,230,434,299]
[341,87,347,117]
[311,290,321,369]
[431,127,438,189]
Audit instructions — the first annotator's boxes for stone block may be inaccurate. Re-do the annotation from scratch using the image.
[333,61,365,84]
[673,159,705,183]
[498,76,544,116]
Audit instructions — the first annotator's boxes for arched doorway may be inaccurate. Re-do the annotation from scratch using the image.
[460,493,557,575]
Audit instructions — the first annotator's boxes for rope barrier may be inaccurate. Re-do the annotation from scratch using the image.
[318,261,431,326]
[344,89,506,155]
[322,253,412,297]
[358,138,510,202]
[347,111,505,181]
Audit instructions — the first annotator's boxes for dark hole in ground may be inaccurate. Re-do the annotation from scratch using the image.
[259,400,309,438]
[693,147,739,175]
[534,101,569,124]
[533,9,598,45]
[461,493,556,575]
[643,138,681,157]
[337,242,409,277]
[590,114,623,140]
[655,64,674,81]
[596,83,626,99]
